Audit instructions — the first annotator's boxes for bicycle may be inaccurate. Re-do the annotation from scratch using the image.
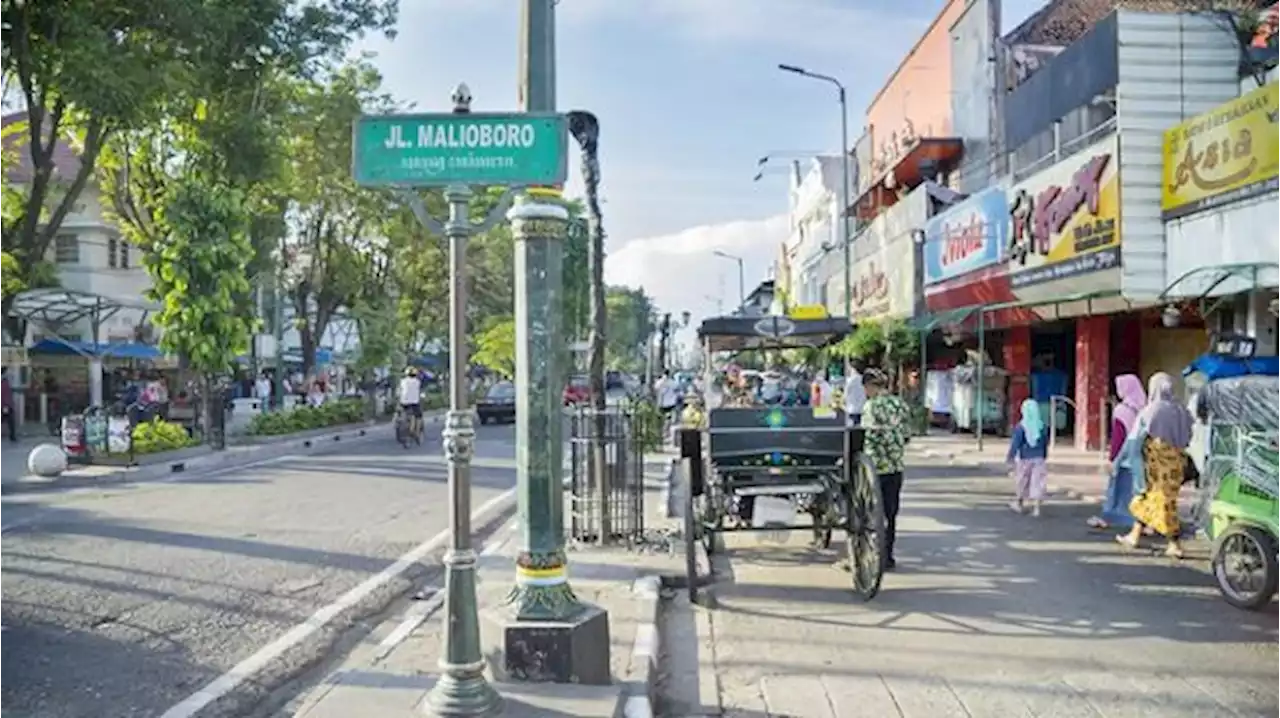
[395,406,423,448]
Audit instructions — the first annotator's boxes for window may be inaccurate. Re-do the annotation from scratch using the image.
[54,234,80,264]
[108,238,131,269]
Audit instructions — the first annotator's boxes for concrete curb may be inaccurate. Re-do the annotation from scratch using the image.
[2,411,447,495]
[617,574,663,718]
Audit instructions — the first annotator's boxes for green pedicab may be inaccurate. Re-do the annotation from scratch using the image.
[1187,350,1280,611]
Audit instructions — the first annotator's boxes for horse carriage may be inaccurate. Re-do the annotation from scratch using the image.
[677,314,888,601]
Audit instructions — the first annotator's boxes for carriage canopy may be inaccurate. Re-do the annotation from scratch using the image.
[697,315,853,353]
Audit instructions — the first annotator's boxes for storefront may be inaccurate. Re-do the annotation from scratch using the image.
[1161,82,1279,362]
[920,134,1127,449]
[849,183,927,324]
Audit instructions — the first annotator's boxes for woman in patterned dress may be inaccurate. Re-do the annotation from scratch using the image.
[1117,372,1194,558]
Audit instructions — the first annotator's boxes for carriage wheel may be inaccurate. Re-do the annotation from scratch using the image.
[682,458,699,602]
[845,454,886,601]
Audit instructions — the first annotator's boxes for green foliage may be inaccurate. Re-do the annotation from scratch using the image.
[830,318,919,367]
[146,177,257,374]
[622,396,664,453]
[1,252,26,303]
[562,208,590,340]
[473,317,517,378]
[130,418,198,455]
[604,286,657,372]
[246,398,367,436]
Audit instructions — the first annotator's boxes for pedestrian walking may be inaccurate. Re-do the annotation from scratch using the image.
[1117,371,1195,559]
[1006,398,1050,517]
[843,361,866,427]
[860,369,911,571]
[1088,374,1146,530]
[2,375,16,442]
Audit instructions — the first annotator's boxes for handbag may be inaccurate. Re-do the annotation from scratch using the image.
[1181,453,1200,487]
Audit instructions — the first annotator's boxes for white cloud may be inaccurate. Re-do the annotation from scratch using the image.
[604,213,787,335]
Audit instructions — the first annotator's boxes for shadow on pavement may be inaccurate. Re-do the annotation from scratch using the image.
[0,615,221,718]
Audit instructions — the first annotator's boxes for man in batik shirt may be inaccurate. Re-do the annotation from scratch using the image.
[860,368,912,570]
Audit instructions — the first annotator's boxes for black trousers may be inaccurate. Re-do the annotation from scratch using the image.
[3,407,15,441]
[879,471,904,560]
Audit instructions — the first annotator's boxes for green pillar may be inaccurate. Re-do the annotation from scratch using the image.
[506,189,582,620]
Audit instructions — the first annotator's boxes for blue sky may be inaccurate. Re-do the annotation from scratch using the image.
[360,0,1045,333]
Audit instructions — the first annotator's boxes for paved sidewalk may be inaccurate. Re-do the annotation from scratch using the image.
[906,432,1200,518]
[657,456,1278,717]
[282,454,685,718]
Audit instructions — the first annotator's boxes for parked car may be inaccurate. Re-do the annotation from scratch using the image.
[476,381,517,424]
[563,375,590,405]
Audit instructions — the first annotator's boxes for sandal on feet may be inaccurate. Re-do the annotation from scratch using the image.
[1164,546,1185,560]
[1008,501,1024,514]
[1086,516,1108,529]
[1115,534,1139,550]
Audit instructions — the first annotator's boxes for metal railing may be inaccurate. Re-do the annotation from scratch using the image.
[1011,117,1116,184]
[565,405,649,546]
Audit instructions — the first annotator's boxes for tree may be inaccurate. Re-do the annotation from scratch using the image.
[1,0,176,333]
[603,286,656,372]
[149,177,255,369]
[562,208,590,341]
[473,316,517,378]
[831,318,919,388]
[277,58,401,375]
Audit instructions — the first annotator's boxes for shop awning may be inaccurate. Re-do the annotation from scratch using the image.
[8,288,159,327]
[29,338,164,360]
[851,139,965,221]
[909,289,1131,333]
[1159,262,1278,302]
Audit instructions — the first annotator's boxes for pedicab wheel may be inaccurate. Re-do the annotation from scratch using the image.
[682,458,699,602]
[845,454,886,601]
[1212,524,1279,611]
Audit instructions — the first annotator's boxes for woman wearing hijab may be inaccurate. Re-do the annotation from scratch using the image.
[1087,374,1147,530]
[1006,398,1050,516]
[1118,372,1195,558]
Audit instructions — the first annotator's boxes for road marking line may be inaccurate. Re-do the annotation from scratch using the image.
[373,517,517,659]
[158,487,516,718]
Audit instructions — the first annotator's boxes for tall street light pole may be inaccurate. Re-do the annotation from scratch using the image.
[778,63,852,324]
[713,250,746,310]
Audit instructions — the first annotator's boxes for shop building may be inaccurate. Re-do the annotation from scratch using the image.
[920,9,1254,450]
[777,156,850,312]
[1159,80,1279,361]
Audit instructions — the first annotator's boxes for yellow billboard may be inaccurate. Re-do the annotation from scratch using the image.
[1161,82,1279,220]
[1006,135,1121,291]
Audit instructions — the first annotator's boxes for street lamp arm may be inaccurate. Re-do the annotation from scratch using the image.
[777,63,844,92]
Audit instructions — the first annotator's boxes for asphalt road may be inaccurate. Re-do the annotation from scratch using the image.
[659,457,1280,717]
[1,421,519,718]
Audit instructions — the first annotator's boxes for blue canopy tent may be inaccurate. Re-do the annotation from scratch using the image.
[29,339,165,360]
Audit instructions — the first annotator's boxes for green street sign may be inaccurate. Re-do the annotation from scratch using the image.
[351,112,568,187]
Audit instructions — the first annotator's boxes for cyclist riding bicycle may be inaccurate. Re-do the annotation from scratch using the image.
[397,367,423,439]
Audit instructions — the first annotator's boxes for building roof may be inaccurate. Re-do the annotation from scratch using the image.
[2,111,84,184]
[1004,0,1273,47]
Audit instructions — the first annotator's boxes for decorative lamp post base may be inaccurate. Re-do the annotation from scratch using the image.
[485,603,612,685]
[421,668,503,717]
